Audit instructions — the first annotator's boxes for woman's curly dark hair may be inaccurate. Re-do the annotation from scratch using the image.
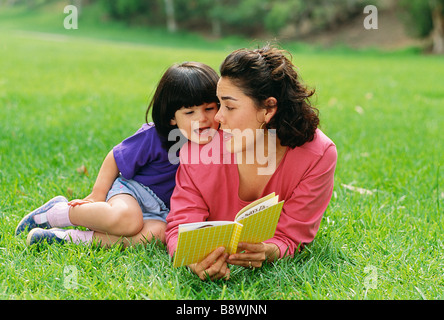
[220,45,319,148]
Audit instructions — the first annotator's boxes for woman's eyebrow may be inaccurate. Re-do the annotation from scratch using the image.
[220,96,238,101]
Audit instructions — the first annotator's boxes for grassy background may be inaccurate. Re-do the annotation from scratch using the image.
[0,3,443,300]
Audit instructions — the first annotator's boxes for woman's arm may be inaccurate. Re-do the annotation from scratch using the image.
[265,144,337,258]
[166,147,232,280]
[227,144,337,266]
[165,162,211,256]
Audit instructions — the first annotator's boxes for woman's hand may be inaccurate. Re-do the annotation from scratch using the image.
[188,247,230,281]
[226,242,280,268]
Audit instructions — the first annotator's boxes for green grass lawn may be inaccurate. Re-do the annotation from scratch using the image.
[1,4,443,300]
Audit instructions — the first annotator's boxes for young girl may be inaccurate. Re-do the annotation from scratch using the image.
[16,61,220,247]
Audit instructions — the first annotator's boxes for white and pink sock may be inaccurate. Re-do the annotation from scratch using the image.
[34,202,75,227]
[61,229,94,244]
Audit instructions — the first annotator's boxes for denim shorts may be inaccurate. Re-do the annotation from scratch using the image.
[106,176,169,223]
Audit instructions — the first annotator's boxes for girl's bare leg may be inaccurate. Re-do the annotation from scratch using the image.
[92,219,167,248]
[69,194,144,236]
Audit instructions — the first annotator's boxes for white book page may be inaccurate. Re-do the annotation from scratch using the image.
[178,221,236,232]
[235,196,278,222]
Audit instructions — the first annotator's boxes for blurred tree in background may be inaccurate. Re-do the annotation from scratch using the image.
[98,0,441,53]
[400,0,444,53]
[2,0,440,53]
[97,0,372,37]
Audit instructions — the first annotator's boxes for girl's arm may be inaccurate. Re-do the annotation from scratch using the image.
[85,150,120,202]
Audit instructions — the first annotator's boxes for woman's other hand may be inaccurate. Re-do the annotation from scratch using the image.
[226,242,280,268]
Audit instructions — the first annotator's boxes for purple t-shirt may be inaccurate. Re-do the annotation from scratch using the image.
[113,123,179,208]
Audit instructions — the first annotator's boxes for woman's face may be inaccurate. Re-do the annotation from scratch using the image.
[215,77,265,154]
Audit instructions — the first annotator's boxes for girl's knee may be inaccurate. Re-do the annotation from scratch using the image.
[106,194,144,236]
[107,209,143,236]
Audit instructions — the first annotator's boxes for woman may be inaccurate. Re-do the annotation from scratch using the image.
[166,45,337,280]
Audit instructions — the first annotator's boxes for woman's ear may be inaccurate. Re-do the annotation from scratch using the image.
[170,118,177,126]
[264,97,278,123]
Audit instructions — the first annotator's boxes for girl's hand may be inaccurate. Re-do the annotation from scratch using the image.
[68,192,106,207]
[188,247,230,281]
[226,242,280,268]
[67,199,93,207]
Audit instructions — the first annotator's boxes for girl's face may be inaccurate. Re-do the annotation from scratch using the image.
[215,77,273,154]
[171,102,220,145]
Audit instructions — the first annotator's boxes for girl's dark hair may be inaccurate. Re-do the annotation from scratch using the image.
[220,45,319,148]
[145,62,219,149]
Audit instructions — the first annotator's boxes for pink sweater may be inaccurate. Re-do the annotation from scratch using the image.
[165,129,337,258]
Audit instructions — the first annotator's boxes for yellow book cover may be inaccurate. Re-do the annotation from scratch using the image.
[172,193,284,268]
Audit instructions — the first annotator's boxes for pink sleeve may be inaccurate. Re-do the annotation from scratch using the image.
[165,163,210,256]
[264,144,337,258]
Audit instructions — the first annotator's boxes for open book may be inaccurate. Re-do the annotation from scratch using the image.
[172,193,284,268]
